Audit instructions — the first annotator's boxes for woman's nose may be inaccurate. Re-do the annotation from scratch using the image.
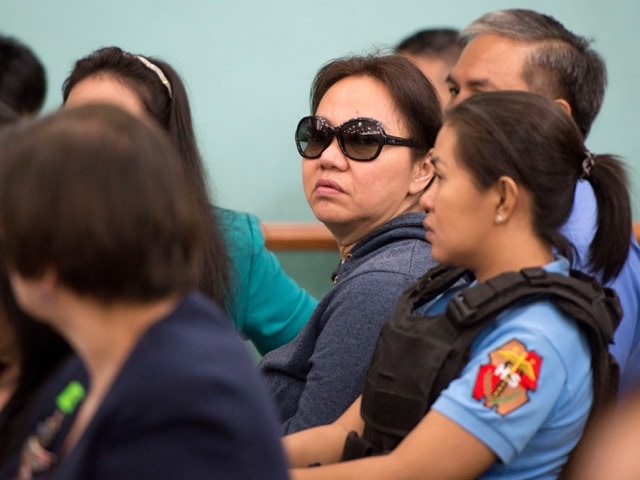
[318,136,348,170]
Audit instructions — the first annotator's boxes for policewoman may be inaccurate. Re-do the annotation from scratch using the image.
[284,91,629,479]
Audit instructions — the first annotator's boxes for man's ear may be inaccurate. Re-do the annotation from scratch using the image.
[409,154,435,195]
[554,98,572,117]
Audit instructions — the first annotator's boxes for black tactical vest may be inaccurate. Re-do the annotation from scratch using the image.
[343,263,621,461]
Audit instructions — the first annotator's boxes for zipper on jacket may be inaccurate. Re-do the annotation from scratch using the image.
[331,253,353,284]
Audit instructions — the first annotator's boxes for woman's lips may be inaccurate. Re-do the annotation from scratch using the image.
[314,179,344,195]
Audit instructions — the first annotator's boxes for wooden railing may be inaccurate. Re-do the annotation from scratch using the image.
[261,223,336,250]
[262,221,640,251]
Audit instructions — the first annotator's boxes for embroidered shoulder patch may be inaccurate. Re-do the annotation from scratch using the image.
[472,339,542,415]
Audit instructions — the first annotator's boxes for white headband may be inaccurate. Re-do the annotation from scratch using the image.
[135,55,173,98]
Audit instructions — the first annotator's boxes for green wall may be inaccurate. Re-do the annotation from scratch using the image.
[2,0,638,297]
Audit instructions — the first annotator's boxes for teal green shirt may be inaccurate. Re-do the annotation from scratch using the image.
[216,208,318,355]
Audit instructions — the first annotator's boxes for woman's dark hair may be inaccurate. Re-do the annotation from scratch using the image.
[0,104,205,301]
[61,47,231,310]
[310,54,442,160]
[445,90,630,282]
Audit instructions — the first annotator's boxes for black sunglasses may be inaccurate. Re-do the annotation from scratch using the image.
[295,116,418,161]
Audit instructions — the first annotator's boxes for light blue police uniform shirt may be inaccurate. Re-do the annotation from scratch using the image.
[430,257,592,479]
[562,180,640,392]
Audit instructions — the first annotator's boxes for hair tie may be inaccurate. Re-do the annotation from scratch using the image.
[581,150,596,178]
[135,55,173,98]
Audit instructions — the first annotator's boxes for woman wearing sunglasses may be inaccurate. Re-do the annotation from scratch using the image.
[260,54,441,433]
[283,91,630,479]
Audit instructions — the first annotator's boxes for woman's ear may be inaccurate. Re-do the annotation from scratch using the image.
[493,175,519,224]
[40,268,59,301]
[8,267,59,320]
[409,153,435,195]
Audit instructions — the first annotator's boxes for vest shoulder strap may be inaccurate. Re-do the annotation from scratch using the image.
[453,266,621,411]
[396,263,471,314]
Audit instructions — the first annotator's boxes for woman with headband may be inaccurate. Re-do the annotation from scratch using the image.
[259,54,441,433]
[284,91,629,479]
[62,46,317,356]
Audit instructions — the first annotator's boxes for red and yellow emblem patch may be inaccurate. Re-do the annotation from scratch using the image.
[472,339,542,415]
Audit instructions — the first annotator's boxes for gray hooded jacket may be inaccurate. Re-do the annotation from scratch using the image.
[259,212,436,434]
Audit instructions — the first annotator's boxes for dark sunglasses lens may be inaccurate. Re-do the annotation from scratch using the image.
[340,120,383,160]
[296,117,329,158]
